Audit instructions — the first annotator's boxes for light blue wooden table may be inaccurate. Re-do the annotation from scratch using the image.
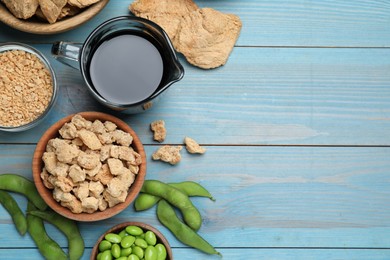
[1,0,390,259]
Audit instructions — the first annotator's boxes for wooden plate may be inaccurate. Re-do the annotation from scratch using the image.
[0,0,109,34]
[90,221,173,260]
[32,111,146,221]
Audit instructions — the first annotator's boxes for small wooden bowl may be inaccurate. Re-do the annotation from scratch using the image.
[90,221,173,260]
[0,0,109,34]
[32,111,146,221]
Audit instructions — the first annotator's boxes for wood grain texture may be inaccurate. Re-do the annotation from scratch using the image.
[1,0,389,259]
[0,45,388,145]
[0,0,389,47]
[0,0,109,34]
[1,248,390,260]
[1,145,390,251]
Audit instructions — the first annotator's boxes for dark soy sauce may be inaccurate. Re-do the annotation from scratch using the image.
[89,34,164,105]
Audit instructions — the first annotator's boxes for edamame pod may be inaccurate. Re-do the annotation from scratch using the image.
[135,181,215,212]
[141,180,202,231]
[28,209,84,260]
[26,202,67,260]
[168,181,215,201]
[0,190,27,235]
[134,193,161,211]
[157,200,221,256]
[0,174,47,210]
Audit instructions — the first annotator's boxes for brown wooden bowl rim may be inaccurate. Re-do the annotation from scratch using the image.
[90,221,173,260]
[32,111,146,222]
[0,0,109,35]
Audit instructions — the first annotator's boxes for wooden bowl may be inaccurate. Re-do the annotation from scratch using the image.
[32,111,146,221]
[90,221,173,260]
[0,0,109,34]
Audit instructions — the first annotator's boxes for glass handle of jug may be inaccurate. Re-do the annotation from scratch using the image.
[51,41,82,70]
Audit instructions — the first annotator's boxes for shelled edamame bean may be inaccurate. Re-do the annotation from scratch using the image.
[97,225,167,260]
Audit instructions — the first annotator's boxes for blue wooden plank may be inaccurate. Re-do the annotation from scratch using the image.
[1,248,389,260]
[1,145,390,250]
[0,45,389,145]
[0,0,389,47]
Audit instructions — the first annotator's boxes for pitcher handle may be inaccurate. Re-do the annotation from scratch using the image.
[51,41,82,70]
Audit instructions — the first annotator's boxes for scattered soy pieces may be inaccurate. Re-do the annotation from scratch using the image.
[97,225,167,260]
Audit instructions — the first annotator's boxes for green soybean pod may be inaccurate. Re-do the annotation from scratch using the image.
[28,209,84,260]
[145,245,158,260]
[134,193,161,211]
[145,230,157,246]
[99,240,112,252]
[155,243,167,260]
[141,180,202,231]
[26,202,67,260]
[111,243,121,258]
[157,200,221,256]
[0,190,27,235]
[0,174,47,210]
[168,181,215,201]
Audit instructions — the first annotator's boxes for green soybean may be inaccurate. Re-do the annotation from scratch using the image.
[105,233,122,243]
[134,193,161,211]
[26,202,67,260]
[145,245,158,260]
[111,243,121,258]
[0,174,47,210]
[155,243,167,260]
[99,240,112,251]
[28,209,85,260]
[128,254,140,260]
[132,246,144,259]
[118,229,128,238]
[116,257,128,260]
[135,238,148,248]
[100,250,112,260]
[145,230,157,245]
[169,181,215,201]
[121,235,136,248]
[0,190,27,235]
[157,200,221,256]
[125,225,144,236]
[141,180,202,231]
[120,247,132,257]
[136,233,145,239]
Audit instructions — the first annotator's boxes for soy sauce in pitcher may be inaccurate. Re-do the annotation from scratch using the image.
[88,33,164,105]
